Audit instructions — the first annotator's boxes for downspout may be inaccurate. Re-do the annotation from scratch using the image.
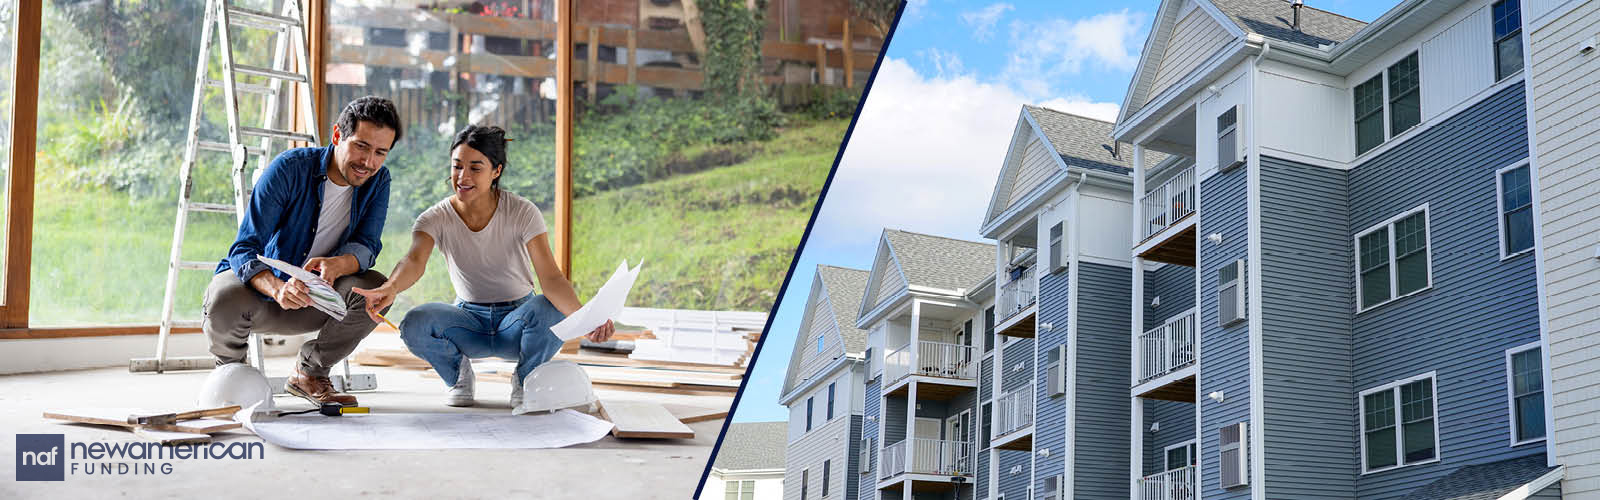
[1247,39,1269,500]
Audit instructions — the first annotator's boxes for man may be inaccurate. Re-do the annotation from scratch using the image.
[205,96,401,407]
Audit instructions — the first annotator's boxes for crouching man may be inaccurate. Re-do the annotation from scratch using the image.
[205,96,402,406]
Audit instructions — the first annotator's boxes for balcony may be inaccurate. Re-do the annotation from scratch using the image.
[880,438,975,481]
[1137,164,1197,266]
[992,386,1034,450]
[995,264,1037,338]
[1139,466,1197,500]
[884,341,978,400]
[1136,310,1197,402]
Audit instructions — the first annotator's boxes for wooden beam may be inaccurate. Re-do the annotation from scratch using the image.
[554,0,573,278]
[626,28,637,85]
[307,0,327,141]
[586,26,598,102]
[680,0,707,55]
[842,17,853,88]
[0,325,203,340]
[3,0,41,329]
[814,43,826,85]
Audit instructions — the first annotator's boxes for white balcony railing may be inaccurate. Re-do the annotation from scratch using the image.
[994,386,1034,439]
[1139,310,1197,384]
[881,440,906,480]
[886,341,977,384]
[1141,165,1196,240]
[998,264,1037,322]
[1140,466,1197,500]
[881,438,974,479]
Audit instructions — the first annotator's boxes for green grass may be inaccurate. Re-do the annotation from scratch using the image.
[28,118,844,325]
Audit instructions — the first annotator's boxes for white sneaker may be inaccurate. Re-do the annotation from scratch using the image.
[446,356,475,407]
[510,379,525,409]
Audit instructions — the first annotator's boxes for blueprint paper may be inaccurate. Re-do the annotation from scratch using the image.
[550,259,641,341]
[257,255,347,320]
[238,408,614,450]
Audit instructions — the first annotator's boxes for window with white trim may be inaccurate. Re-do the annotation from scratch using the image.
[1507,343,1546,444]
[1493,0,1523,81]
[984,307,996,353]
[806,397,814,431]
[1354,52,1422,155]
[1048,222,1065,273]
[724,479,756,500]
[816,334,825,354]
[801,468,809,500]
[981,401,993,449]
[1165,440,1198,471]
[1356,206,1431,311]
[1360,373,1438,473]
[1497,164,1534,258]
[822,459,831,497]
[826,383,835,421]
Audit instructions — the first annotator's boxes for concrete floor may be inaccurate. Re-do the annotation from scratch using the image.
[0,334,733,498]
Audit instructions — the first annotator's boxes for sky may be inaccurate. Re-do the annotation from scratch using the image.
[731,0,1392,423]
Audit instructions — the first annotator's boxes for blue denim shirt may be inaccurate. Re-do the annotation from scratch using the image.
[216,145,390,293]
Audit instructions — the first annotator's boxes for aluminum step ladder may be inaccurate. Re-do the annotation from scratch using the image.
[129,0,374,394]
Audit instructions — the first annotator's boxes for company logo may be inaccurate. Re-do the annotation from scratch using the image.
[16,434,65,481]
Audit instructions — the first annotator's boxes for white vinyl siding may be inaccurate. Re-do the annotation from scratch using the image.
[1421,5,1495,120]
[1496,163,1535,258]
[1360,372,1440,474]
[798,293,843,383]
[1150,7,1233,99]
[1356,205,1432,312]
[1506,343,1546,445]
[785,413,853,500]
[1003,136,1059,210]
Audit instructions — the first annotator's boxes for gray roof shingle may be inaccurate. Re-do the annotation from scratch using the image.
[883,230,995,294]
[712,422,789,471]
[1401,454,1558,500]
[1209,0,1369,48]
[816,265,870,356]
[1024,105,1168,173]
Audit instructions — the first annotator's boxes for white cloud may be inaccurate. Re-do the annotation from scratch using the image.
[809,58,1121,249]
[902,0,929,24]
[1002,9,1147,97]
[960,3,1014,42]
[918,47,967,79]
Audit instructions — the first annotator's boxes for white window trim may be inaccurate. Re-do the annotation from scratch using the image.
[981,398,994,451]
[1491,0,1524,83]
[1354,204,1434,314]
[817,334,825,354]
[1494,161,1535,260]
[1358,371,1441,474]
[1164,439,1198,470]
[1505,341,1546,447]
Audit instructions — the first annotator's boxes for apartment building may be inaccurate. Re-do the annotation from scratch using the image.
[1113,0,1558,498]
[708,422,791,500]
[781,265,872,500]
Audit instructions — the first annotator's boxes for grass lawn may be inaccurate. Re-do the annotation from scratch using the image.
[27,118,843,326]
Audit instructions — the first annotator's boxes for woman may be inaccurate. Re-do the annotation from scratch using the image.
[353,125,613,408]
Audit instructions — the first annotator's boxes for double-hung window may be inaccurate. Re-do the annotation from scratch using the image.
[1356,206,1431,311]
[1355,52,1422,155]
[806,397,814,431]
[1360,373,1439,473]
[1497,164,1534,258]
[827,383,835,421]
[1507,343,1546,445]
[1493,0,1523,81]
[984,307,996,354]
[724,480,755,500]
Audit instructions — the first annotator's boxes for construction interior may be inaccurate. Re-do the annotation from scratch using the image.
[0,0,885,494]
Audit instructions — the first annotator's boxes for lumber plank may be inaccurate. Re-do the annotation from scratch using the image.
[132,428,213,446]
[664,404,729,424]
[555,351,746,374]
[599,400,694,439]
[44,409,241,434]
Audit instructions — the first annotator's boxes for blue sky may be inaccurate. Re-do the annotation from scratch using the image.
[732,0,1393,423]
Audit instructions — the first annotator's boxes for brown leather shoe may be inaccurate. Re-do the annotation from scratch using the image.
[285,370,359,406]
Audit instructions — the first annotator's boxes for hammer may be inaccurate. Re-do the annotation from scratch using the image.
[127,405,242,426]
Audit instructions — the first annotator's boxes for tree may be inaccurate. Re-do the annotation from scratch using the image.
[851,0,900,37]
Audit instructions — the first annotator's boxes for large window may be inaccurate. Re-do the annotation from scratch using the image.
[1493,0,1523,81]
[1356,206,1431,311]
[1497,164,1534,258]
[1360,373,1439,473]
[1354,52,1421,155]
[1507,343,1546,445]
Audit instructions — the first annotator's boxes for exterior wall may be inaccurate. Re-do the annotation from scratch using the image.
[1259,156,1357,498]
[789,370,856,441]
[997,337,1035,500]
[979,353,993,497]
[1002,136,1060,211]
[1256,62,1350,165]
[1074,262,1134,499]
[704,473,785,500]
[1348,83,1543,499]
[869,251,908,310]
[1034,268,1070,495]
[1419,5,1495,121]
[1143,263,1196,332]
[847,415,863,500]
[862,378,881,500]
[799,293,847,382]
[1150,7,1233,102]
[1529,2,1600,495]
[1197,164,1251,500]
[786,411,857,500]
[885,396,908,444]
[1142,399,1197,476]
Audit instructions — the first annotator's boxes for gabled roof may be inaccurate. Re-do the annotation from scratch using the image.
[816,265,870,355]
[1023,105,1134,174]
[859,229,995,320]
[712,422,788,471]
[1210,0,1368,48]
[1400,455,1558,500]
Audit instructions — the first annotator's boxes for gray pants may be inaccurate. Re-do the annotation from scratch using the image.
[204,270,389,377]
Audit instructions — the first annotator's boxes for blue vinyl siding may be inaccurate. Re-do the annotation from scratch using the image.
[998,337,1034,500]
[1260,155,1357,498]
[848,415,864,500]
[1198,164,1252,500]
[1144,263,1197,331]
[1035,268,1070,490]
[1143,399,1198,475]
[886,396,908,444]
[1347,82,1542,498]
[1074,262,1134,499]
[979,356,993,496]
[863,379,881,500]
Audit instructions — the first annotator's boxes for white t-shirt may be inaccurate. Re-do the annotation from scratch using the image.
[412,190,549,303]
[307,179,355,259]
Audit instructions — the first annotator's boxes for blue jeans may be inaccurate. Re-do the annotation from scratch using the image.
[399,293,566,387]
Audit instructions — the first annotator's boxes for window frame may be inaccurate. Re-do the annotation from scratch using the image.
[1353,73,1387,156]
[1353,204,1433,313]
[1358,371,1441,474]
[983,306,996,354]
[801,468,809,500]
[1352,51,1423,158]
[1164,439,1198,471]
[1386,53,1422,137]
[826,382,835,421]
[1492,0,1524,82]
[822,459,830,497]
[1505,341,1547,447]
[806,397,814,432]
[981,399,994,450]
[1495,162,1535,260]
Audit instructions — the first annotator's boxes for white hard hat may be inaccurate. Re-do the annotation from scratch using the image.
[513,360,598,415]
[197,363,274,412]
